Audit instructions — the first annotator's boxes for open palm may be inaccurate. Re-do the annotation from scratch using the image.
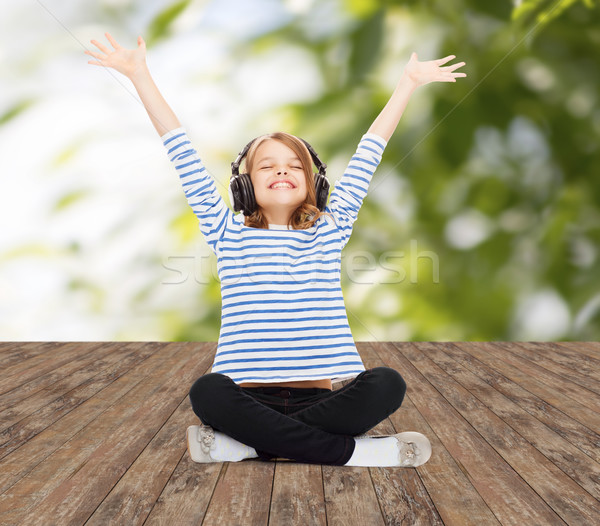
[404,52,467,87]
[85,32,147,79]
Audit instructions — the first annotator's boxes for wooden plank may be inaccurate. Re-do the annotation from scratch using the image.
[0,343,163,494]
[145,459,223,525]
[269,463,326,526]
[358,343,444,526]
[375,341,566,525]
[415,342,600,500]
[0,342,161,459]
[556,341,600,360]
[369,343,500,526]
[201,461,275,526]
[0,342,151,436]
[84,358,214,526]
[323,466,385,526]
[0,342,62,368]
[482,342,600,414]
[406,342,600,525]
[457,342,600,445]
[0,342,129,412]
[140,346,227,526]
[146,345,276,526]
[502,342,600,394]
[0,342,106,391]
[441,342,600,463]
[0,343,201,524]
[524,342,600,382]
[2,341,597,526]
[16,343,213,526]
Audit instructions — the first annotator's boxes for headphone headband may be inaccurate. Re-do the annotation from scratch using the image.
[231,136,327,177]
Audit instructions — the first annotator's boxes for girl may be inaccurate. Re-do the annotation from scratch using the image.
[86,32,466,467]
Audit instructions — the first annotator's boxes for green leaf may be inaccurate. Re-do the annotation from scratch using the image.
[0,99,35,125]
[147,0,193,44]
[52,190,90,212]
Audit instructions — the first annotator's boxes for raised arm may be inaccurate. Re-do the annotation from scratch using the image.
[368,52,467,143]
[85,32,180,136]
[85,33,231,253]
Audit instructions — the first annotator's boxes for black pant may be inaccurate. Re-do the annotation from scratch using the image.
[188,366,407,466]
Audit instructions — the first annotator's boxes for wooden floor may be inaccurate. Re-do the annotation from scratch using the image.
[0,341,599,525]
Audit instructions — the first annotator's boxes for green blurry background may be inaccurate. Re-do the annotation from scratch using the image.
[0,0,598,341]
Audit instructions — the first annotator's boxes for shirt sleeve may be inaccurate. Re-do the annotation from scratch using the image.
[161,126,231,254]
[326,132,387,249]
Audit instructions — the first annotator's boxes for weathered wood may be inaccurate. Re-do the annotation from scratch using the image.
[145,458,223,525]
[0,342,158,446]
[0,342,63,368]
[555,341,600,360]
[269,463,327,526]
[474,342,600,414]
[0,343,165,493]
[360,343,445,526]
[0,342,132,412]
[17,343,212,526]
[424,342,600,499]
[0,343,206,524]
[202,461,275,526]
[457,342,600,448]
[443,342,600,464]
[405,341,599,525]
[323,466,385,526]
[85,360,214,526]
[413,342,600,510]
[523,342,600,383]
[501,341,600,394]
[0,341,106,392]
[369,343,500,526]
[377,342,566,525]
[0,341,598,526]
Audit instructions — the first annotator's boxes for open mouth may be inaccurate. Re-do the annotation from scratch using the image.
[269,181,296,189]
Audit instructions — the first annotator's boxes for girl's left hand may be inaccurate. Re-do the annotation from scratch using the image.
[402,52,466,88]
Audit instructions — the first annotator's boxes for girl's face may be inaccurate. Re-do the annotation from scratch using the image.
[250,139,308,223]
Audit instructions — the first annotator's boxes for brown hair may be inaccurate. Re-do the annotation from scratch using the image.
[242,132,333,230]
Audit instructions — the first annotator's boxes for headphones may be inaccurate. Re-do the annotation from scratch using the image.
[228,136,330,216]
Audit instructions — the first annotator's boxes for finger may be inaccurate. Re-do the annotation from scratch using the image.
[84,49,104,60]
[439,73,458,82]
[90,39,111,55]
[443,62,466,72]
[105,32,122,49]
[436,54,455,65]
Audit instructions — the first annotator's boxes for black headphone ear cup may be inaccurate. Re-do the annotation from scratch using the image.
[237,173,256,215]
[314,173,330,212]
[229,175,241,212]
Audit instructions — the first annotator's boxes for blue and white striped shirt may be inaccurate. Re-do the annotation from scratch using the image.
[162,127,387,384]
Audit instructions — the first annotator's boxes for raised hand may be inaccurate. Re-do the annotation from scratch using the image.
[402,52,466,88]
[85,32,147,79]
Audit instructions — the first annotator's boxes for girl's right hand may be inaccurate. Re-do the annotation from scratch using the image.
[85,32,147,78]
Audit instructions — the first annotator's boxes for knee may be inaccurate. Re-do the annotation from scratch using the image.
[189,373,233,420]
[370,367,406,410]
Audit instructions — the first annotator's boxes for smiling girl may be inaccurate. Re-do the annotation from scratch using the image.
[86,32,466,467]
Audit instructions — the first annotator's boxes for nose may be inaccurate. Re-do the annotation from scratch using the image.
[277,169,287,175]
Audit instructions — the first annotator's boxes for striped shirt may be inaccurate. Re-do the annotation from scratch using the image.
[162,127,387,384]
